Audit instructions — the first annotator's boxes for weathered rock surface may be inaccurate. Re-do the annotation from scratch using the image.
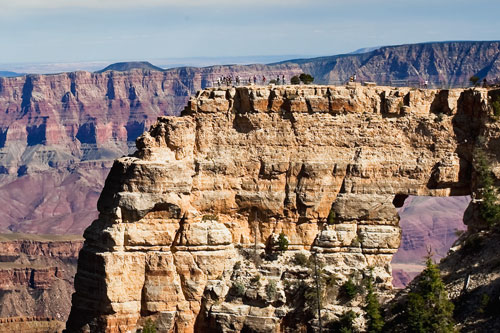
[0,234,83,330]
[290,41,500,86]
[66,84,498,332]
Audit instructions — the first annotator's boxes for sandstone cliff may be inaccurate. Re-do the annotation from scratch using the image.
[66,84,496,332]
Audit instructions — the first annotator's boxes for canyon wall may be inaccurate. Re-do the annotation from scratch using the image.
[2,41,500,235]
[290,41,500,86]
[0,234,83,331]
[66,84,495,332]
[0,65,301,234]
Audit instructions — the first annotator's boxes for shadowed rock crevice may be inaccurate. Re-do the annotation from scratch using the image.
[21,76,34,112]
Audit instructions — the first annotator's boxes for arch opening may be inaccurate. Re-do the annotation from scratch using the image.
[391,195,471,288]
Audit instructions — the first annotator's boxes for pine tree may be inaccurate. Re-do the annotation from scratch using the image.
[404,257,455,333]
[364,277,384,333]
[475,149,500,226]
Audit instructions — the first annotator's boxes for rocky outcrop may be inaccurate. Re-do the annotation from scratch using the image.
[66,84,497,332]
[0,237,83,259]
[0,316,64,333]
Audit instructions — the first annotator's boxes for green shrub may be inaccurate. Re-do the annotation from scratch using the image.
[327,209,336,225]
[341,278,359,300]
[328,310,358,333]
[293,252,309,266]
[479,293,490,314]
[475,149,500,226]
[142,318,157,333]
[202,214,218,221]
[266,280,277,299]
[491,99,500,119]
[304,284,320,312]
[435,112,444,122]
[290,75,301,85]
[463,233,483,251]
[232,281,246,297]
[269,79,277,84]
[277,232,289,252]
[250,274,261,285]
[470,75,480,86]
[299,73,314,84]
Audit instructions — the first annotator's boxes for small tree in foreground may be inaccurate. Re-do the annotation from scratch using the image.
[277,232,289,252]
[364,276,384,333]
[404,257,455,333]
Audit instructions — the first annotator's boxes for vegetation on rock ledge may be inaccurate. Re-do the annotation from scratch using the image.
[474,149,500,226]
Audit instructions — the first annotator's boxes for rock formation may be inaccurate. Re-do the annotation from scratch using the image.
[288,41,500,86]
[66,84,497,332]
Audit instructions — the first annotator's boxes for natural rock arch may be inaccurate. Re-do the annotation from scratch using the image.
[67,85,496,332]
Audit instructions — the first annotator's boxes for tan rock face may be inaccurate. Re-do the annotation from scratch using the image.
[67,85,495,332]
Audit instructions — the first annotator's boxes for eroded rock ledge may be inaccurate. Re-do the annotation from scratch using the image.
[66,85,495,332]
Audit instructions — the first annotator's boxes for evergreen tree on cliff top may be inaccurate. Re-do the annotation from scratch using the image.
[404,257,455,333]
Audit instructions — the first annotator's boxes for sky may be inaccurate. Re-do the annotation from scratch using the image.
[0,0,499,70]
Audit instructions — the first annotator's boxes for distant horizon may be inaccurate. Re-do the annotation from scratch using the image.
[2,39,500,75]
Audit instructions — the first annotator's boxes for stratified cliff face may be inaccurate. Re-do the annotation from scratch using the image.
[286,41,500,86]
[0,66,302,234]
[66,84,494,332]
[0,234,83,331]
[392,195,470,288]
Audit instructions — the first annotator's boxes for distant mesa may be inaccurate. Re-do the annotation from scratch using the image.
[0,71,24,77]
[96,61,164,73]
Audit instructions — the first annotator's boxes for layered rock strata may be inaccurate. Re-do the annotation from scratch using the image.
[67,85,495,332]
[1,41,500,235]
[0,67,301,234]
[0,234,83,328]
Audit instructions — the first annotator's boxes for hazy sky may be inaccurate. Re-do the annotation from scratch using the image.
[0,0,499,65]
